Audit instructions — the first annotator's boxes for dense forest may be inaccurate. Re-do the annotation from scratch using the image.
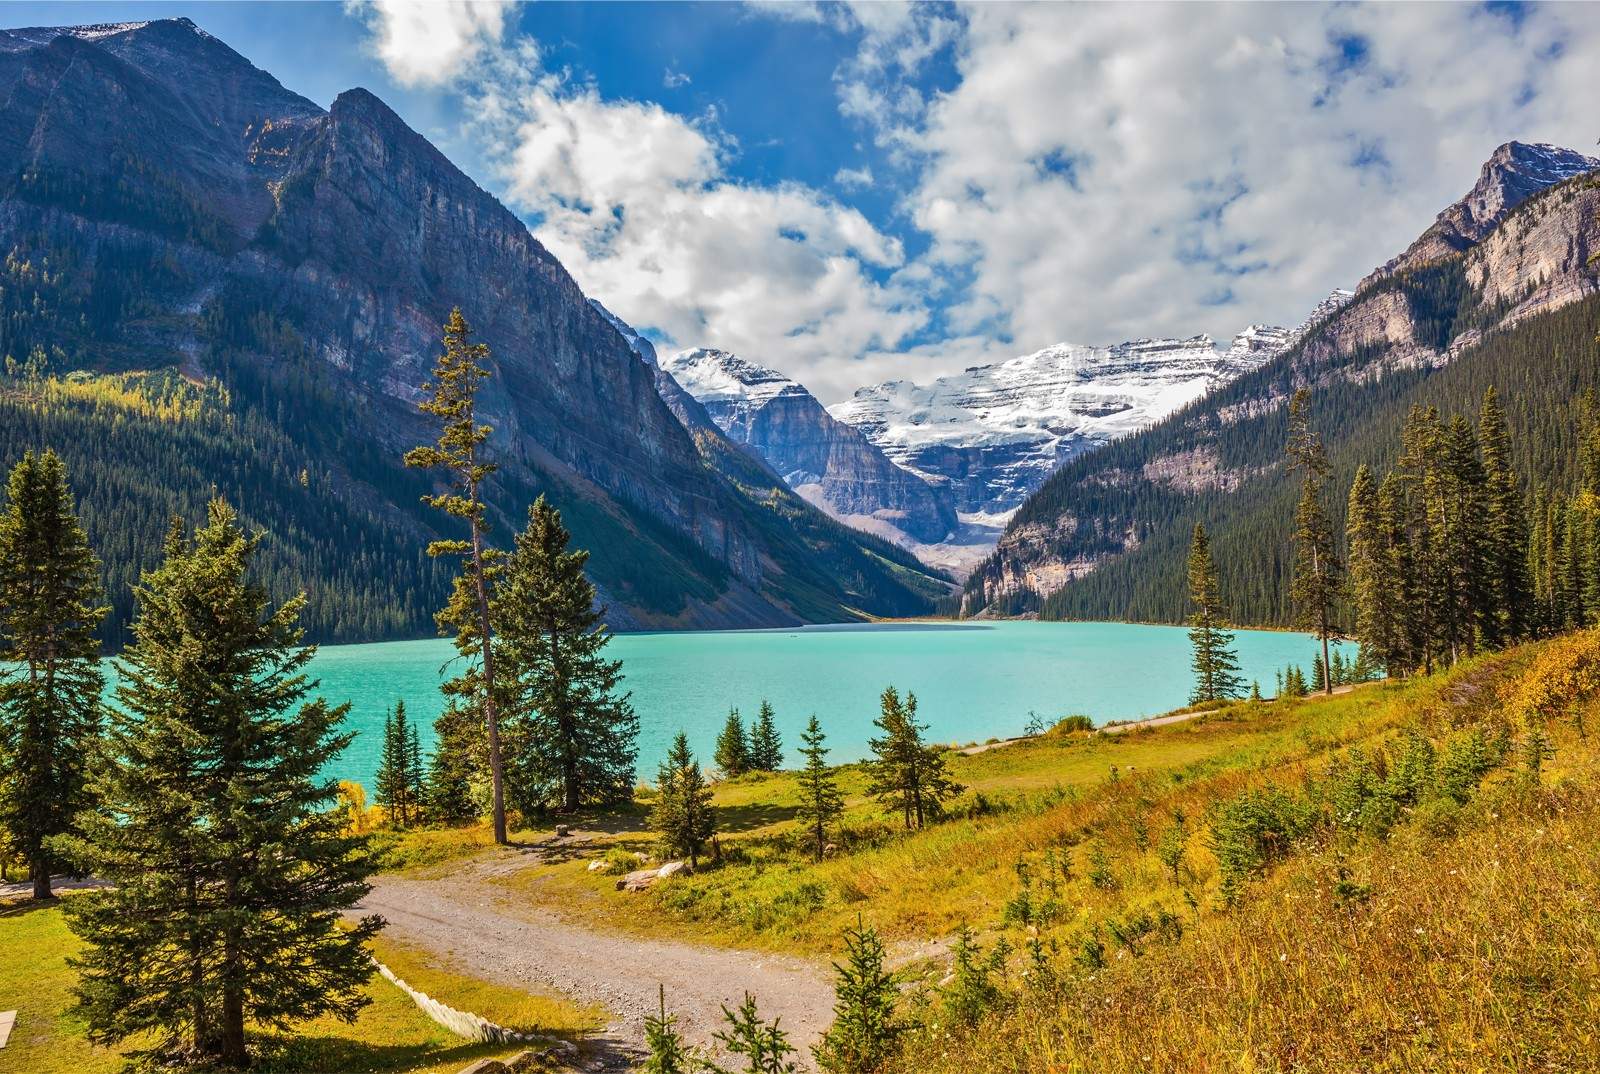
[1001,292,1600,627]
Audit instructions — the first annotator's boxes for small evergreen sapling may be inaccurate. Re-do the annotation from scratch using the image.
[749,701,783,771]
[795,716,843,862]
[715,709,749,778]
[813,917,902,1074]
[714,992,799,1074]
[652,731,716,868]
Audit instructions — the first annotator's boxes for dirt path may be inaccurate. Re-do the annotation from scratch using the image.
[353,844,835,1071]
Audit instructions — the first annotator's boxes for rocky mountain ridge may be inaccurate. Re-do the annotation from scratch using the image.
[659,346,958,545]
[829,326,1293,517]
[963,140,1600,619]
[0,17,949,634]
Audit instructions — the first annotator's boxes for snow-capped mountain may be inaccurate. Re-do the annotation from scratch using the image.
[828,327,1292,516]
[658,348,958,546]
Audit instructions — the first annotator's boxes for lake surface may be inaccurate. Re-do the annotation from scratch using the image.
[294,621,1337,791]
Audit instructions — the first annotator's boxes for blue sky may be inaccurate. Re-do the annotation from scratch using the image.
[6,2,1598,400]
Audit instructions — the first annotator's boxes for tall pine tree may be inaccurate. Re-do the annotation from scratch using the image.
[0,450,107,899]
[59,501,379,1066]
[1185,522,1244,703]
[1478,387,1532,645]
[1286,389,1342,693]
[496,497,638,812]
[375,700,420,826]
[405,308,509,844]
[795,716,843,862]
[1347,465,1406,678]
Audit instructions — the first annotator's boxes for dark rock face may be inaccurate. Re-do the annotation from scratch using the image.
[659,348,957,545]
[0,18,945,630]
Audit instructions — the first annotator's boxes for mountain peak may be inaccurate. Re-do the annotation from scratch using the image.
[1364,141,1600,285]
[661,348,800,403]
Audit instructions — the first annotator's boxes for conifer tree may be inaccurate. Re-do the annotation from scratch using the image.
[813,918,902,1074]
[715,709,749,778]
[1348,465,1393,677]
[0,450,107,900]
[1285,390,1342,693]
[642,984,700,1074]
[405,307,509,844]
[375,700,420,826]
[795,716,843,862]
[749,700,783,771]
[59,501,379,1066]
[866,688,961,830]
[496,498,637,812]
[1311,651,1328,693]
[1185,522,1244,703]
[425,701,482,822]
[652,731,715,868]
[1478,387,1532,644]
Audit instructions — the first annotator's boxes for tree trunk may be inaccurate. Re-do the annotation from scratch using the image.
[31,853,52,899]
[471,515,507,846]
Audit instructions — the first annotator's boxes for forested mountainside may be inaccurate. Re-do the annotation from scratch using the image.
[0,18,949,644]
[964,142,1600,625]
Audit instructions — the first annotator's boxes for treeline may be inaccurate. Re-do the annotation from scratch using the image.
[1023,291,1600,627]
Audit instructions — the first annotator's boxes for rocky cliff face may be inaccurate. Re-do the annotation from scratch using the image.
[831,328,1290,516]
[1363,142,1600,287]
[0,18,947,630]
[964,141,1600,618]
[659,347,957,545]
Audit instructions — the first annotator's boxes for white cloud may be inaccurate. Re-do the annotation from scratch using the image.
[346,0,514,87]
[834,165,874,189]
[663,68,692,89]
[888,2,1600,361]
[475,67,924,400]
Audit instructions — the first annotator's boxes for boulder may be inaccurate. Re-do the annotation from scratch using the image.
[823,842,839,859]
[586,859,607,872]
[617,867,659,892]
[553,824,571,838]
[656,860,689,881]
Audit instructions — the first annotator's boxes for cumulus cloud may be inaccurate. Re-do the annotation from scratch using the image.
[346,0,514,87]
[470,61,924,400]
[888,3,1600,359]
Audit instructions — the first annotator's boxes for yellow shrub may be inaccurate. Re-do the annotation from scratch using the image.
[1504,627,1600,728]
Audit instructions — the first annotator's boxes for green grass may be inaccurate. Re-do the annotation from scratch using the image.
[0,900,547,1073]
[494,683,1411,953]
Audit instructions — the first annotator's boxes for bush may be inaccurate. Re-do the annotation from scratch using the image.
[1207,786,1315,903]
[1050,714,1096,735]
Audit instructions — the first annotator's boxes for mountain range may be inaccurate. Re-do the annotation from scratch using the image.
[0,17,951,640]
[962,139,1600,622]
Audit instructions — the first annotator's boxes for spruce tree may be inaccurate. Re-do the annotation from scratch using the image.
[749,700,783,771]
[813,917,903,1074]
[425,701,482,823]
[375,700,420,826]
[1285,389,1342,693]
[1478,387,1532,644]
[0,450,107,900]
[58,501,379,1066]
[1185,522,1243,703]
[795,716,844,862]
[866,688,961,830]
[375,706,402,826]
[1347,465,1406,678]
[642,984,700,1074]
[496,497,637,812]
[715,709,749,778]
[652,731,715,868]
[405,307,509,844]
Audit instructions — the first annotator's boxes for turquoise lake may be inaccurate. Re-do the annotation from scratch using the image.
[288,621,1339,792]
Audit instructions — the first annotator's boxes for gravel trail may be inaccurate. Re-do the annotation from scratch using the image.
[354,848,835,1071]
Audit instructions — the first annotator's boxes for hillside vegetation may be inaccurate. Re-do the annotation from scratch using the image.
[461,630,1600,1072]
